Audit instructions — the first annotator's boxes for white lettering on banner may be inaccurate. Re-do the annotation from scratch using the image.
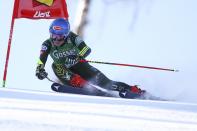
[34,11,51,18]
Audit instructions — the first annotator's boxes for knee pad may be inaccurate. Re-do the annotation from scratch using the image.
[52,63,73,85]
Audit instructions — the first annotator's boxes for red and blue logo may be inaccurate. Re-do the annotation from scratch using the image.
[53,26,62,30]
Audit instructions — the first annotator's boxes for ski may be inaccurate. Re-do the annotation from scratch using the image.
[123,91,169,101]
[51,83,170,101]
[51,82,115,97]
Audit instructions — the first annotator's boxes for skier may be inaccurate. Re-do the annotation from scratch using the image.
[35,18,145,98]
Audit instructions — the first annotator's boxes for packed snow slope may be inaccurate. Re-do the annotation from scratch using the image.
[0,88,197,131]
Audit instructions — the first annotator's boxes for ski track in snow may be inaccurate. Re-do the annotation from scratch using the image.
[0,88,197,131]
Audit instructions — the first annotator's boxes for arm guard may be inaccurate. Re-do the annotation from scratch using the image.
[70,32,91,58]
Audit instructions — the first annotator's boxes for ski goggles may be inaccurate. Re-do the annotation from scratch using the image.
[51,34,65,42]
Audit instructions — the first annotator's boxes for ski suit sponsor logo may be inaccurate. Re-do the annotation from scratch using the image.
[52,49,77,59]
[67,38,72,44]
[34,11,51,18]
[40,45,48,55]
[75,36,83,46]
[41,45,48,51]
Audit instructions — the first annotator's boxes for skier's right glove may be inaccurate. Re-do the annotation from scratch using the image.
[36,64,48,80]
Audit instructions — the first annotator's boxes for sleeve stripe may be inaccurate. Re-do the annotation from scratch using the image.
[79,46,89,56]
[37,59,44,65]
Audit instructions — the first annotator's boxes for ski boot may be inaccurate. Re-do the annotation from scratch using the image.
[119,85,146,99]
[130,85,146,95]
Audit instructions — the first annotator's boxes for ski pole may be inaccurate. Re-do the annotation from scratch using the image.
[80,60,178,72]
[46,76,57,83]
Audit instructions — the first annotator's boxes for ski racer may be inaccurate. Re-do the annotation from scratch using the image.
[35,18,145,98]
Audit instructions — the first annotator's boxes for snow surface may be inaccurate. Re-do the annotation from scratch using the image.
[1,88,197,131]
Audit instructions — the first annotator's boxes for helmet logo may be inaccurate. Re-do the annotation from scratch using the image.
[53,26,62,30]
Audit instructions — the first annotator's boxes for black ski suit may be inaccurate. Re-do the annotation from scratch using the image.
[38,31,131,92]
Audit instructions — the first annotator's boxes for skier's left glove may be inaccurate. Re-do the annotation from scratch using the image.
[36,64,48,80]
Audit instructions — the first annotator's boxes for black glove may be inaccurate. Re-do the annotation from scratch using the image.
[36,64,48,80]
[65,55,83,68]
